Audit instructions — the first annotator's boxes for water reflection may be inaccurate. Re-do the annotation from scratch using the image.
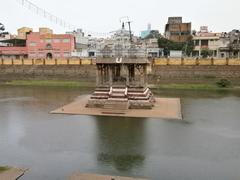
[94,116,146,172]
[1,86,240,180]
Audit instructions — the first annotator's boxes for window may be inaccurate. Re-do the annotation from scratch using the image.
[46,43,52,49]
[29,42,37,46]
[45,39,52,43]
[55,53,61,58]
[39,53,45,58]
[195,40,199,46]
[63,52,70,57]
[53,39,61,43]
[63,39,70,43]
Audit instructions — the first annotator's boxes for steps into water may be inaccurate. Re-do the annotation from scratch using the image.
[102,96,129,115]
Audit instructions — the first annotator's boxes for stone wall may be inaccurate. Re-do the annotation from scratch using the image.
[151,65,240,84]
[1,60,240,84]
[0,65,96,82]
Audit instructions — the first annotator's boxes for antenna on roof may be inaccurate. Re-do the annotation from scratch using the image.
[119,16,133,43]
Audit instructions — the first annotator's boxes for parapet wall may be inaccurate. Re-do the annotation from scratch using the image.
[153,58,240,66]
[0,58,240,84]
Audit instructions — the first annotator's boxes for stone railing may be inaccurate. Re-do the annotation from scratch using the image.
[153,58,240,66]
[0,58,94,66]
[1,58,240,66]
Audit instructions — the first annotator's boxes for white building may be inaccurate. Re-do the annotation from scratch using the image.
[67,29,89,57]
[68,24,162,58]
[192,27,230,58]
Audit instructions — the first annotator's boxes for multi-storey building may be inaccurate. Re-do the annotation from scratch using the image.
[91,23,161,58]
[165,17,192,42]
[0,27,75,59]
[66,29,89,57]
[192,27,230,58]
[27,30,75,59]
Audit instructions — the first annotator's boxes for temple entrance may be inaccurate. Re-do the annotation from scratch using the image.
[112,65,126,86]
[128,64,135,82]
[46,53,53,59]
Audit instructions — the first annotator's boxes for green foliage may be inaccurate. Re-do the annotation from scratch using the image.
[158,37,194,56]
[201,48,213,58]
[5,80,95,88]
[158,83,219,90]
[0,166,10,173]
[216,79,231,88]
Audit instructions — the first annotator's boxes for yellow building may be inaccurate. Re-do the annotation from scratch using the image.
[17,27,33,39]
[39,28,53,35]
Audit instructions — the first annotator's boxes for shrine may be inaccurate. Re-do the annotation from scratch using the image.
[86,58,155,114]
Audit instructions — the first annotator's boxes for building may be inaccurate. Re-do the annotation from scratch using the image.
[0,27,75,59]
[0,37,27,59]
[39,28,53,35]
[93,23,146,58]
[227,30,240,58]
[90,23,161,58]
[165,17,192,42]
[192,27,230,58]
[17,27,33,39]
[140,24,152,39]
[66,29,89,57]
[27,30,75,59]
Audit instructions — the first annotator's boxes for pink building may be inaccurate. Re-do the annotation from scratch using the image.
[0,29,76,59]
[27,32,75,59]
[0,46,27,59]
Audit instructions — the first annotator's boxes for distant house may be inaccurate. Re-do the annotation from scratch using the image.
[192,26,230,58]
[27,31,75,59]
[165,17,192,43]
[0,27,75,59]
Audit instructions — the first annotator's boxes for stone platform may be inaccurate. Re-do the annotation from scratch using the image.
[68,173,148,180]
[0,167,28,180]
[51,95,182,120]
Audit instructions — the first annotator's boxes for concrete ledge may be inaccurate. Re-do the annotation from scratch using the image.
[51,95,182,120]
[68,173,148,180]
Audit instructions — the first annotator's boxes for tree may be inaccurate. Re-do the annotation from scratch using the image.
[158,37,194,57]
[0,23,5,32]
[184,40,194,56]
[0,23,6,37]
[201,48,213,58]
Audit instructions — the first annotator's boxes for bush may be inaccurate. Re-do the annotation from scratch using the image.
[216,79,231,88]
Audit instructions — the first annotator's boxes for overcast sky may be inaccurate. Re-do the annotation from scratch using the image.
[1,0,240,36]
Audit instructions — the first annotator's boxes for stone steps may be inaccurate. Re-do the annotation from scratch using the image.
[104,102,129,110]
[102,98,129,114]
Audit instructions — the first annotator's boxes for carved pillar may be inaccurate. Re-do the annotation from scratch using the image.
[100,65,104,85]
[140,65,145,87]
[109,65,113,86]
[126,65,130,86]
[143,65,147,86]
[96,65,100,86]
[96,65,103,87]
